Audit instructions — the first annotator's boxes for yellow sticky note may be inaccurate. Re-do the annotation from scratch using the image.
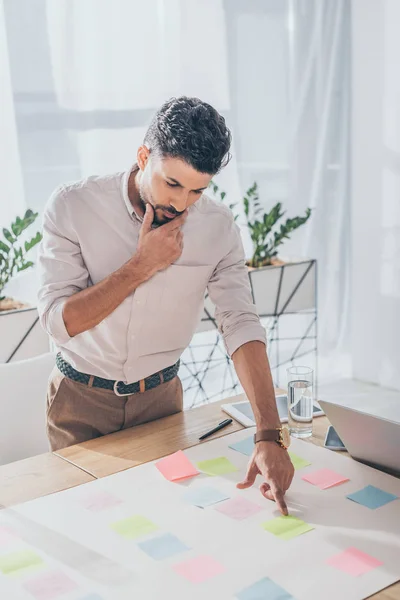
[0,549,44,576]
[262,516,314,540]
[110,515,159,539]
[197,457,238,477]
[288,452,311,470]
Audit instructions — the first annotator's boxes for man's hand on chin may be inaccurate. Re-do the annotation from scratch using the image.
[236,441,295,515]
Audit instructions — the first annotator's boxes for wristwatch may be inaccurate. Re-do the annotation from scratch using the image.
[254,427,291,450]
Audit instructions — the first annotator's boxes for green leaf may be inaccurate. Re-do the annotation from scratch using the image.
[24,231,42,253]
[3,228,16,244]
[17,261,34,272]
[220,192,226,200]
[11,222,22,237]
[0,240,10,254]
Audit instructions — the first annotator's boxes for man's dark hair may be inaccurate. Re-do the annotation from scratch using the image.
[144,96,232,175]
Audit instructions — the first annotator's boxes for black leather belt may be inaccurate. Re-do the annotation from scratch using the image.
[56,353,180,396]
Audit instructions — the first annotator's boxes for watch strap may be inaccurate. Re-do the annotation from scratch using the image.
[254,429,281,444]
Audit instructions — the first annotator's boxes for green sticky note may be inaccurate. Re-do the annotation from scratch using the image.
[262,516,314,540]
[110,515,159,539]
[197,457,238,477]
[288,452,311,470]
[0,549,44,576]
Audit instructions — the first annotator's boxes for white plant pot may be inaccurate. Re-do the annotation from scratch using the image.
[0,307,50,363]
[0,269,50,363]
[248,258,316,316]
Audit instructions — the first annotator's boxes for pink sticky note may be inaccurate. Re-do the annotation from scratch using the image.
[173,555,225,583]
[0,525,17,547]
[302,468,349,490]
[80,490,123,512]
[326,547,383,576]
[215,497,263,520]
[23,570,78,600]
[156,450,200,482]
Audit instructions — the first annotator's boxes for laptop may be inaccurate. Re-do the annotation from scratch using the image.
[319,399,400,476]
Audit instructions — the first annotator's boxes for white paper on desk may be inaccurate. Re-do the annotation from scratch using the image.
[0,428,399,600]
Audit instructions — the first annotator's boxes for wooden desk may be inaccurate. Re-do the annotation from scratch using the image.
[0,452,95,508]
[55,396,247,478]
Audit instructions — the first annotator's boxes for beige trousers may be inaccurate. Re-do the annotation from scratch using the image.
[46,366,184,451]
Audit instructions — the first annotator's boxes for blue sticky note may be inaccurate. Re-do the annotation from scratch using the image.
[229,437,255,457]
[236,577,294,600]
[183,486,229,508]
[138,533,189,560]
[347,485,398,509]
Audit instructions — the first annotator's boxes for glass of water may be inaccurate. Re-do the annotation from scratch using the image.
[287,366,314,438]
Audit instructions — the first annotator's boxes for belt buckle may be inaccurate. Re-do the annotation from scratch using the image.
[113,380,132,397]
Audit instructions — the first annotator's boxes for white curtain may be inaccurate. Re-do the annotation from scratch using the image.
[286,0,351,358]
[46,0,230,112]
[0,0,25,228]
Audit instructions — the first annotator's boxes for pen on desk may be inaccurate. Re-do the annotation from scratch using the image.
[199,418,233,441]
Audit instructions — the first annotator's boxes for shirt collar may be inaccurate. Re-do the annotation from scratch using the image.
[121,163,143,223]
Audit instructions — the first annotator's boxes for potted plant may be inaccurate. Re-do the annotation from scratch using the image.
[0,210,42,311]
[209,181,315,316]
[0,211,49,363]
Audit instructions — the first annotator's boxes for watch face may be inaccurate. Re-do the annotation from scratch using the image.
[281,427,291,448]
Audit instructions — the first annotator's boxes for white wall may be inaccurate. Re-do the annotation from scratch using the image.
[351,0,400,390]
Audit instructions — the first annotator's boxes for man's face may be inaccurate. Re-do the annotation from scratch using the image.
[137,152,213,226]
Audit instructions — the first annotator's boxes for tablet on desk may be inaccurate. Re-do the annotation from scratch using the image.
[221,394,324,427]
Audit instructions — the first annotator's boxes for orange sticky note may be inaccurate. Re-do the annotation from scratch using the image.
[326,547,383,576]
[155,451,199,482]
[302,468,349,490]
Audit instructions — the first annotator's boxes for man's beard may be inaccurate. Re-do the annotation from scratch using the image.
[139,191,181,226]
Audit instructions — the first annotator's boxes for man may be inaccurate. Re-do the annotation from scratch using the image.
[38,96,294,514]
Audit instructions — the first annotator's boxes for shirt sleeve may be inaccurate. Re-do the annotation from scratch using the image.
[207,215,267,357]
[37,186,89,347]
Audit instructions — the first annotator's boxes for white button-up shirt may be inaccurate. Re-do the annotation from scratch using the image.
[37,166,267,383]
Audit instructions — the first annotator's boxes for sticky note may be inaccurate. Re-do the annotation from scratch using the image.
[110,515,158,539]
[80,490,123,512]
[229,437,255,457]
[197,457,238,476]
[347,485,398,509]
[236,576,294,599]
[302,468,349,489]
[0,549,44,575]
[262,516,314,540]
[172,555,225,583]
[139,533,189,560]
[23,570,78,599]
[326,547,383,576]
[215,497,263,520]
[184,486,229,508]
[155,450,200,481]
[0,525,17,547]
[288,452,311,470]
